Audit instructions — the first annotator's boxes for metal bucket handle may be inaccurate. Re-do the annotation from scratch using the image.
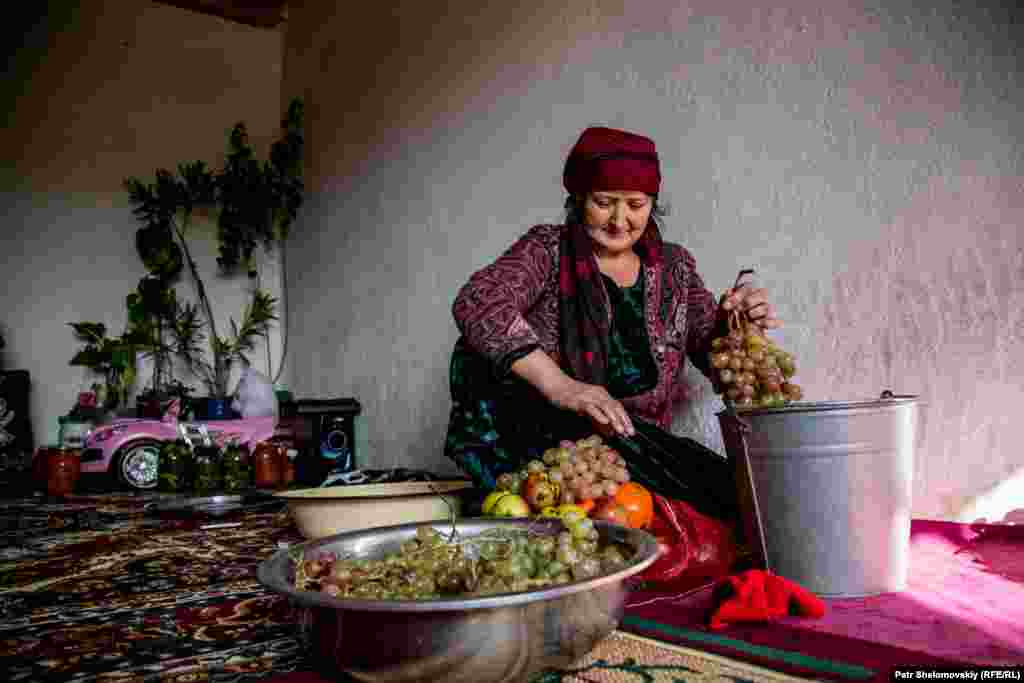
[719,404,771,571]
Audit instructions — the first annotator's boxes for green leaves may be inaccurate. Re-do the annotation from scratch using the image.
[114,98,303,398]
[67,321,142,410]
[217,122,277,274]
[135,223,183,279]
[69,322,107,343]
[124,98,304,276]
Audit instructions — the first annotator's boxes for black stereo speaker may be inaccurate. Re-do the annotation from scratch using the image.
[278,398,362,487]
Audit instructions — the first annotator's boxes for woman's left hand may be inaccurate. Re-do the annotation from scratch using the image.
[719,283,782,330]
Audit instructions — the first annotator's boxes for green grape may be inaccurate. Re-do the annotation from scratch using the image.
[561,510,585,526]
[556,545,579,566]
[479,541,502,560]
[534,537,556,558]
[572,558,602,581]
[571,518,595,540]
[545,560,566,577]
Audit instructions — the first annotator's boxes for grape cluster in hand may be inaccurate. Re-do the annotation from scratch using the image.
[710,269,803,409]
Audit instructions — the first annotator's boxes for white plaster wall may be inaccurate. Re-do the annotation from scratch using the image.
[0,0,285,447]
[282,0,1024,521]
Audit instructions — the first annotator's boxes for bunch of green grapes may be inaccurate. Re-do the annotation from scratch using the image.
[295,521,632,600]
[709,269,804,409]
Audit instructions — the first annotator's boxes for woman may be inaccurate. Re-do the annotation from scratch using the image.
[444,126,780,522]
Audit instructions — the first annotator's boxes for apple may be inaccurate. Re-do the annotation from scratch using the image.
[522,473,558,511]
[482,490,512,516]
[490,493,531,518]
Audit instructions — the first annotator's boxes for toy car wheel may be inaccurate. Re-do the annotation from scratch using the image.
[112,440,161,490]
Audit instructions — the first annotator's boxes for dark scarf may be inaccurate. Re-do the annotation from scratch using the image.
[557,220,664,385]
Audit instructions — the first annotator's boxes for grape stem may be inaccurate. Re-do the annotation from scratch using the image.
[729,268,756,337]
[733,268,755,291]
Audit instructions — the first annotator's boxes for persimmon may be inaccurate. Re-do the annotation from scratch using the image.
[613,482,654,529]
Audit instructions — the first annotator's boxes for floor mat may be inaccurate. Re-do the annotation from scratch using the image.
[620,520,1024,681]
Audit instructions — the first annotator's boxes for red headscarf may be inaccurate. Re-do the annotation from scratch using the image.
[563,126,662,196]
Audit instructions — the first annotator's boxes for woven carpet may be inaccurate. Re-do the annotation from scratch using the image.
[621,519,1024,682]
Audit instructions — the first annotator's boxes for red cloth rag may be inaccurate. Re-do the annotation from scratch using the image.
[708,569,826,631]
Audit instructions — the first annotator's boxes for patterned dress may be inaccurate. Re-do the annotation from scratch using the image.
[444,223,725,494]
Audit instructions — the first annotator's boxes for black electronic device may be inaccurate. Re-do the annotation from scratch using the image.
[278,398,362,487]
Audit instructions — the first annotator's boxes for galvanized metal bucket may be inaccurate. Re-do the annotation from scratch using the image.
[718,392,919,597]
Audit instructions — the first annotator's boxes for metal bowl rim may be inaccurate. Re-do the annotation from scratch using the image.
[257,517,660,613]
[717,395,920,417]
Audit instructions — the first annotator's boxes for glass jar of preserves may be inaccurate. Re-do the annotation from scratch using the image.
[252,442,281,489]
[192,444,222,495]
[221,440,250,493]
[47,448,81,497]
[157,438,193,493]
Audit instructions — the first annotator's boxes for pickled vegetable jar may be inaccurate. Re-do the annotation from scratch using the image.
[221,442,250,493]
[192,445,222,494]
[157,439,193,493]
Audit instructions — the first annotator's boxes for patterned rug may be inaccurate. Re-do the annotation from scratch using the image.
[621,520,1024,681]
[0,493,813,683]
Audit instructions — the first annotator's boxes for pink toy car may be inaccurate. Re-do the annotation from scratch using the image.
[76,399,277,490]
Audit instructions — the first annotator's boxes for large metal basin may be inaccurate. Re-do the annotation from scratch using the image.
[258,517,660,683]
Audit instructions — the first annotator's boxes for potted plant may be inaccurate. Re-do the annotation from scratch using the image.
[122,99,303,419]
[67,321,148,413]
[68,277,189,418]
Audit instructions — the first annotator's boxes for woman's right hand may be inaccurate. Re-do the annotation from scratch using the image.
[546,376,635,437]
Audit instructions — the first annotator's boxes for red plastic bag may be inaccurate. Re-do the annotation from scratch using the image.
[637,494,738,589]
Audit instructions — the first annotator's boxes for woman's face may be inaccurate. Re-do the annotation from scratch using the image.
[580,191,653,257]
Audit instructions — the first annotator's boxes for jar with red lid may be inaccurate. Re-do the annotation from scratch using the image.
[47,448,81,497]
[252,442,282,489]
[33,446,63,492]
